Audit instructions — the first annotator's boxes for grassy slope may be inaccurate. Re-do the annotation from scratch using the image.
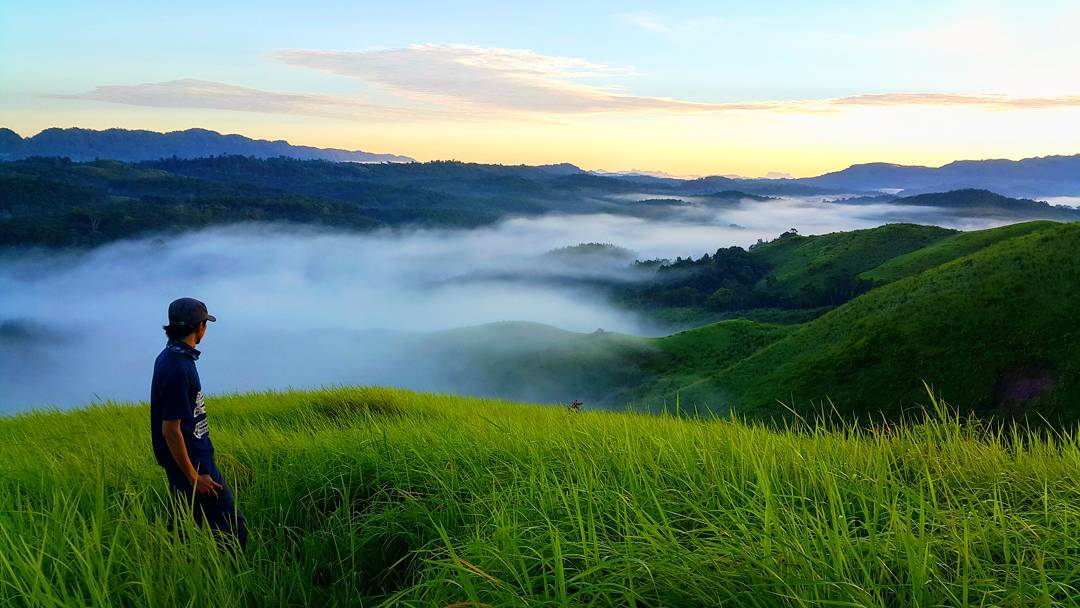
[749,223,956,293]
[3,386,1080,607]
[627,320,793,408]
[621,224,959,330]
[631,305,828,330]
[681,223,1080,420]
[861,220,1059,284]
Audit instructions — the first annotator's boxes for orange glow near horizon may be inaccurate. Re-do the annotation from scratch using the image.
[6,102,1080,178]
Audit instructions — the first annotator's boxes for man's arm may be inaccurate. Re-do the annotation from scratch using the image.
[162,419,222,497]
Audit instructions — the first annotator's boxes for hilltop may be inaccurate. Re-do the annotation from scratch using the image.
[892,189,1080,219]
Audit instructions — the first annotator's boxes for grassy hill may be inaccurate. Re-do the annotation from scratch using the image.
[860,220,1058,284]
[3,386,1080,606]
[747,223,955,296]
[425,221,1079,421]
[615,223,961,326]
[675,222,1080,420]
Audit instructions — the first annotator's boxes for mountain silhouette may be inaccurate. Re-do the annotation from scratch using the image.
[0,127,413,163]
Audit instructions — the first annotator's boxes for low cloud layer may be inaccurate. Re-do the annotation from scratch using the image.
[0,201,1009,413]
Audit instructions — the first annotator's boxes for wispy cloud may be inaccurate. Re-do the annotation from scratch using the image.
[617,11,728,36]
[272,44,728,114]
[833,92,1080,110]
[54,46,1080,121]
[52,78,462,122]
[619,11,675,34]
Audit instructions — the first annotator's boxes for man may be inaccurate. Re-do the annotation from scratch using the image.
[150,297,247,550]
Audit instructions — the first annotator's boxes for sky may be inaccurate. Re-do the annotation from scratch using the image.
[2,0,1079,177]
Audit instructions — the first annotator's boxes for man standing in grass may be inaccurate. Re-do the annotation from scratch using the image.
[150,297,247,550]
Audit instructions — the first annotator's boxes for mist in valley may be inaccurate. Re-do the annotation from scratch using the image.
[0,197,1012,412]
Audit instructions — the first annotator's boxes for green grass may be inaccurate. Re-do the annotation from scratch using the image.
[639,305,833,328]
[860,221,1059,284]
[4,386,1080,606]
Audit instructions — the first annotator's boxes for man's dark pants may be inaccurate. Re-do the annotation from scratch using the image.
[164,460,248,551]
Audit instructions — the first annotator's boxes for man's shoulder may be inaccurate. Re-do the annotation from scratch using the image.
[154,346,197,377]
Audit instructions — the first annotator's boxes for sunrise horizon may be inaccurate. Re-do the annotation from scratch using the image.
[4,1,1080,177]
[8,122,1080,180]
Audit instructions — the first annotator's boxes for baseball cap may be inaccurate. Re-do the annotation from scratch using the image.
[167,297,217,328]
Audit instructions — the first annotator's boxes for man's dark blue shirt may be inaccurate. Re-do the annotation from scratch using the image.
[150,340,214,476]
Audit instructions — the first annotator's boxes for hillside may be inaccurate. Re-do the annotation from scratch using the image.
[3,386,1079,606]
[616,223,958,320]
[419,221,1078,420]
[678,222,1080,420]
[861,220,1059,284]
[746,223,955,295]
[0,127,414,163]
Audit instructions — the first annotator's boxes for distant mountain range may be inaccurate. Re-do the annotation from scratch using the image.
[587,157,1080,199]
[3,126,1080,198]
[798,156,1080,197]
[0,127,414,163]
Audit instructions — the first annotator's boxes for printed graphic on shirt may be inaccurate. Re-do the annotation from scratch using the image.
[193,391,209,438]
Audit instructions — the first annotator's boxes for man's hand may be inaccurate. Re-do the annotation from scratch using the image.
[163,419,222,497]
[193,473,223,497]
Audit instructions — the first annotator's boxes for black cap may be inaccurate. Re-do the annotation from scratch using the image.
[167,297,217,328]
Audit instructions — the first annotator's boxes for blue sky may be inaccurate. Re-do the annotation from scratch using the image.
[3,0,1078,175]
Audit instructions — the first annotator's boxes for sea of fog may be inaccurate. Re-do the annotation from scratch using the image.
[0,198,1010,412]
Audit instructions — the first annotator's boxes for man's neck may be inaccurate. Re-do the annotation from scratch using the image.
[180,335,198,348]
